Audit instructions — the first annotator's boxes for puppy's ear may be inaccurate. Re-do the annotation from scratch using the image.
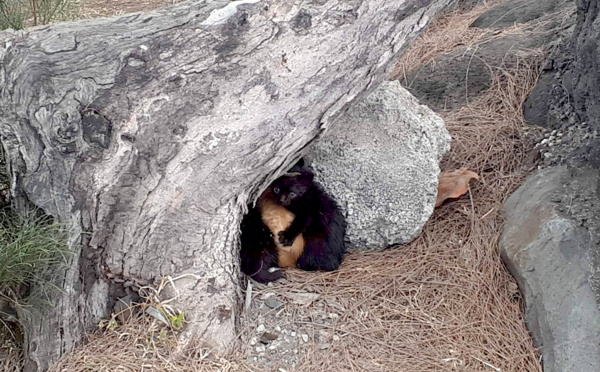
[300,170,314,182]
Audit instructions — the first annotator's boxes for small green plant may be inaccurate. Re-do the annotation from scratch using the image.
[98,318,119,332]
[169,311,185,330]
[0,0,28,30]
[0,0,81,31]
[0,208,71,318]
[31,0,81,25]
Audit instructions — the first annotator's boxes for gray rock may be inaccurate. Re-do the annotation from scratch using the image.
[308,81,451,250]
[259,332,278,344]
[405,30,562,111]
[404,49,491,111]
[571,0,600,130]
[523,72,559,127]
[500,166,600,372]
[523,0,600,168]
[265,296,283,309]
[470,0,569,28]
[255,345,266,353]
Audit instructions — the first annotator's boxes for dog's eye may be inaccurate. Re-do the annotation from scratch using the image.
[273,187,280,194]
[289,192,296,198]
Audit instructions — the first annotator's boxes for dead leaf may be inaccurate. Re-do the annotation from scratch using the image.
[260,332,278,344]
[145,306,170,327]
[113,295,133,324]
[436,168,480,207]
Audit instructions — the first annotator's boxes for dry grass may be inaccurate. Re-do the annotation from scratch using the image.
[392,1,503,82]
[391,0,570,88]
[49,313,257,372]
[49,276,258,372]
[0,332,21,372]
[272,57,543,371]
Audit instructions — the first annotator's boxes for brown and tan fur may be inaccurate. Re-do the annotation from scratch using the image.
[258,189,305,268]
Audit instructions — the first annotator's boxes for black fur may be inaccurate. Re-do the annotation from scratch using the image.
[271,166,346,271]
[239,158,346,282]
[239,207,283,283]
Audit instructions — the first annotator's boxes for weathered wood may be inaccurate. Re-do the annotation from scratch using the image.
[0,0,451,370]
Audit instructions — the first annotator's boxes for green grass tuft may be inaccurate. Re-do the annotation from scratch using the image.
[0,208,71,318]
[0,0,31,30]
[0,0,81,31]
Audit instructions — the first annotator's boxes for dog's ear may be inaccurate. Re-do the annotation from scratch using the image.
[299,170,314,182]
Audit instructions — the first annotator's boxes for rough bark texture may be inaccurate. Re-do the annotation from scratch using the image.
[0,0,453,370]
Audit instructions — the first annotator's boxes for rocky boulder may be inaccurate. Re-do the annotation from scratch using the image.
[523,0,600,168]
[403,32,559,111]
[306,81,451,250]
[502,1,600,371]
[571,0,600,127]
[523,0,599,137]
[500,166,600,372]
[401,0,574,112]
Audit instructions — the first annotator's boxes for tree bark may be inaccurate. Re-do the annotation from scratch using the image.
[0,0,452,370]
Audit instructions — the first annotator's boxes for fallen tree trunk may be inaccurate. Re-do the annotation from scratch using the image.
[0,0,452,370]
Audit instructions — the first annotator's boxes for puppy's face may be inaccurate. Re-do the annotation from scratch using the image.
[271,172,313,206]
